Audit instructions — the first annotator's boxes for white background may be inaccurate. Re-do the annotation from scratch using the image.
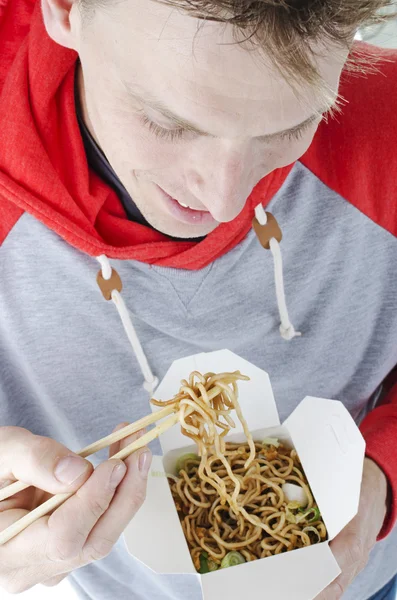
[3,13,397,600]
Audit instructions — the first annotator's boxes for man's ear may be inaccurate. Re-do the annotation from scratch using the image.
[41,0,79,50]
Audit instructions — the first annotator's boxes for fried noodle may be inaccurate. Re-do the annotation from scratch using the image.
[151,370,326,572]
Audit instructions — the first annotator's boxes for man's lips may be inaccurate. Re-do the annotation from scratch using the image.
[160,186,207,211]
[156,185,216,226]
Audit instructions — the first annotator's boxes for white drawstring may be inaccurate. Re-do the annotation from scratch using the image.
[254,204,301,341]
[96,204,298,390]
[96,255,159,395]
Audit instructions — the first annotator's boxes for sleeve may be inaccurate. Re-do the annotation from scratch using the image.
[302,46,397,539]
[360,381,397,539]
[300,42,397,238]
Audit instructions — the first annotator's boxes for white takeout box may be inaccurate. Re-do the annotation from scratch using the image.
[124,350,365,600]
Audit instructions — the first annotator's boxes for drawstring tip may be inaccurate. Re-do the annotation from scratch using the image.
[279,324,302,341]
[143,376,159,396]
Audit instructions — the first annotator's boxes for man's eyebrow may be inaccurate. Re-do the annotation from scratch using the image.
[129,89,333,141]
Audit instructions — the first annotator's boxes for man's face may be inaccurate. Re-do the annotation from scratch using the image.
[66,0,349,238]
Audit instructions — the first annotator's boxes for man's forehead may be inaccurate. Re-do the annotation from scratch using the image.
[94,0,346,131]
[97,0,347,93]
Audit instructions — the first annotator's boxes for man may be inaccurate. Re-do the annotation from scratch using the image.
[0,0,396,598]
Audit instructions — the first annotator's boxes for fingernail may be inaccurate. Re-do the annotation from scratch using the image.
[109,462,127,488]
[55,456,89,485]
[138,450,152,475]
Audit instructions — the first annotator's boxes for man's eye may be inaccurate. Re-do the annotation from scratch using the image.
[280,121,313,142]
[140,114,186,142]
[140,112,322,144]
[280,114,324,142]
[282,128,306,142]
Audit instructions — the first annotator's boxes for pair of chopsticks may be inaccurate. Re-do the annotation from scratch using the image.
[0,383,224,546]
[0,404,178,546]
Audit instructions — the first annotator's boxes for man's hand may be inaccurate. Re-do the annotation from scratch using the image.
[315,457,389,600]
[0,424,152,594]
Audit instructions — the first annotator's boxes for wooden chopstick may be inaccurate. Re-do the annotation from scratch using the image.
[0,404,176,503]
[0,412,180,546]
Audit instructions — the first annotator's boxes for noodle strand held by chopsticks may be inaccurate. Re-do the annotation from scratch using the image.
[151,370,327,572]
[151,370,251,510]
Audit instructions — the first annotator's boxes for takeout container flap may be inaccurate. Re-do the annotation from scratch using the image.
[152,349,280,455]
[200,543,340,600]
[124,350,365,599]
[284,396,366,540]
[123,456,197,575]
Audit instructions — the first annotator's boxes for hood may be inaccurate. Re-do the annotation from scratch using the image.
[0,0,294,270]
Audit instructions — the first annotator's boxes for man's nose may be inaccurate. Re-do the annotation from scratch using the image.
[187,144,260,222]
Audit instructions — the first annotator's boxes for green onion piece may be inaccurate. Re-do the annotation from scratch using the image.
[221,550,245,569]
[303,526,321,544]
[220,551,246,569]
[208,558,219,572]
[285,507,296,524]
[199,552,210,574]
[297,506,321,523]
[175,453,200,473]
[308,507,321,523]
[262,437,280,447]
[285,500,301,524]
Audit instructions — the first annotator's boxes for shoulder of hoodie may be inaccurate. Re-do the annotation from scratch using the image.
[301,41,397,238]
